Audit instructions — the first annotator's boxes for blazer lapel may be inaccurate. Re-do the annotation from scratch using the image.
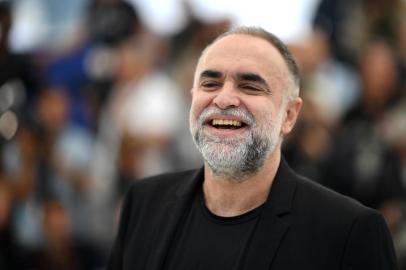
[242,158,297,270]
[144,158,298,270]
[145,168,204,270]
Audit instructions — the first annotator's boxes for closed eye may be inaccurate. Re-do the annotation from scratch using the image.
[237,72,271,95]
[201,81,221,91]
[241,84,259,90]
[240,84,269,95]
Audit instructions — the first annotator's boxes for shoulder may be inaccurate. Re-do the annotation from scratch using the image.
[293,173,377,222]
[125,168,201,202]
[292,174,397,268]
[293,172,400,269]
[117,168,201,232]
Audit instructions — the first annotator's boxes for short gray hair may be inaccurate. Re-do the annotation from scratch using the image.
[206,26,300,100]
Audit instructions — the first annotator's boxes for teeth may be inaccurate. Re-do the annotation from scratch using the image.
[211,119,242,127]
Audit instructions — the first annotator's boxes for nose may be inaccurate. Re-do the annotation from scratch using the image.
[212,82,240,109]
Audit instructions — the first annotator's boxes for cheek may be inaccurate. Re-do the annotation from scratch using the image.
[190,92,214,121]
[249,102,281,129]
[256,110,274,129]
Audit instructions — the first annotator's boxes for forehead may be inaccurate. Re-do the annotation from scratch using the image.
[196,34,289,83]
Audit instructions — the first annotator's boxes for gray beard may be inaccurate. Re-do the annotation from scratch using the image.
[191,107,281,181]
[194,129,273,181]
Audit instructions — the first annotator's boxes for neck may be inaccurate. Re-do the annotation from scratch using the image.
[203,149,281,217]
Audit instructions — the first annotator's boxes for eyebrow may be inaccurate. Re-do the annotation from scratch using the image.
[199,70,223,80]
[238,72,270,91]
[199,70,271,92]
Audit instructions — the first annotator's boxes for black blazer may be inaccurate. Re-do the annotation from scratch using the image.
[107,159,397,270]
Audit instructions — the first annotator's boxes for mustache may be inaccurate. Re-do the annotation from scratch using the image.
[197,107,256,126]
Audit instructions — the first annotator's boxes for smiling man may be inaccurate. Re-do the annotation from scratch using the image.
[107,27,397,270]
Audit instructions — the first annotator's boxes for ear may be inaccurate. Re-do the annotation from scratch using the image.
[281,97,302,135]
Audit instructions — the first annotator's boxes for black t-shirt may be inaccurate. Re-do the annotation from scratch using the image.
[164,187,264,270]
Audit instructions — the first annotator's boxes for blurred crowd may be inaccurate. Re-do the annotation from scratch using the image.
[0,0,405,269]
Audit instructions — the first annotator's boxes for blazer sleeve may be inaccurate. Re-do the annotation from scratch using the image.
[341,211,398,270]
[106,187,135,270]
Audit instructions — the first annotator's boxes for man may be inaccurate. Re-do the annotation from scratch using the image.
[107,26,397,270]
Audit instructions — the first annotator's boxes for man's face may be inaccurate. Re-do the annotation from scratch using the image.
[189,34,296,180]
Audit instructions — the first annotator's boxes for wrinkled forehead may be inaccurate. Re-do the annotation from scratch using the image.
[194,34,291,85]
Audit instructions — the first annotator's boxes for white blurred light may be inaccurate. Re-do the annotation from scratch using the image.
[85,46,118,80]
[210,0,320,43]
[0,79,26,111]
[0,84,14,111]
[189,0,236,24]
[0,110,18,140]
[9,0,320,49]
[126,0,188,36]
[9,0,87,52]
[9,0,48,52]
[131,0,320,42]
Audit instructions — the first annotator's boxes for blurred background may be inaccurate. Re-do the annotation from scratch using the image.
[0,0,405,269]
